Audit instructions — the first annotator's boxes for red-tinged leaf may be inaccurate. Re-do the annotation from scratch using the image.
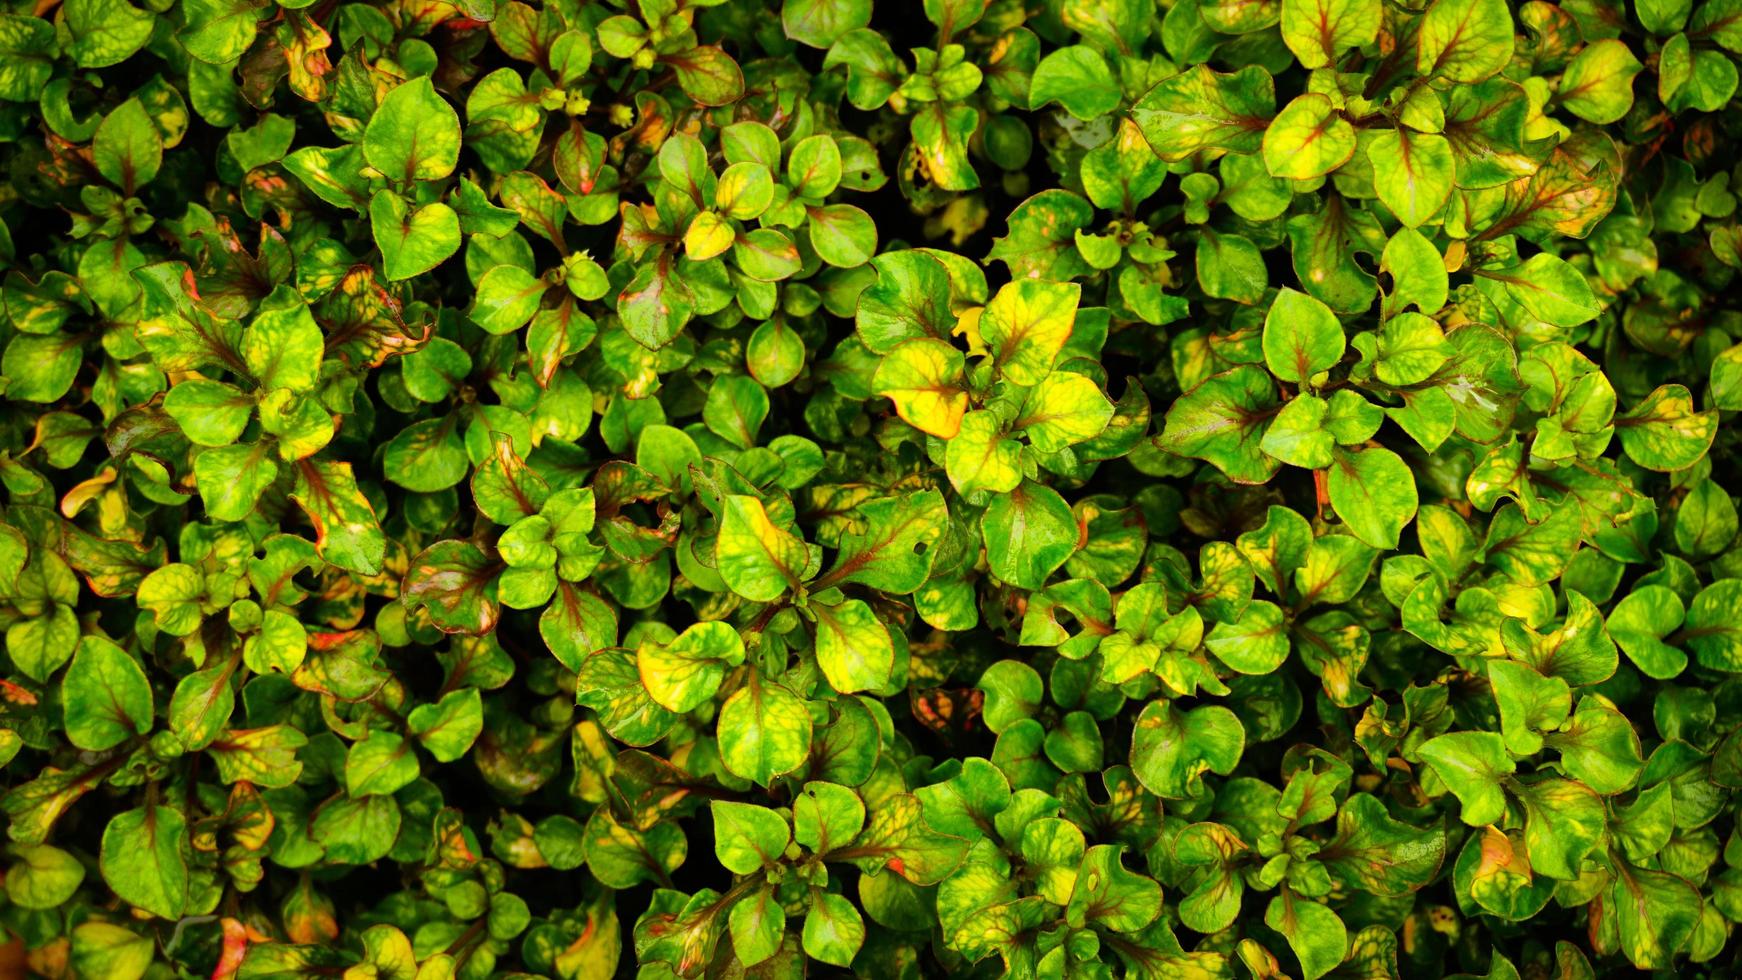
[318,266,430,368]
[662,45,744,107]
[290,459,386,576]
[401,540,504,635]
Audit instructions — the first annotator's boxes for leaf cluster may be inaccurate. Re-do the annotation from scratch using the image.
[1,0,1742,978]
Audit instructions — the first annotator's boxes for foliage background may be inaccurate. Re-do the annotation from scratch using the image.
[1,0,1741,977]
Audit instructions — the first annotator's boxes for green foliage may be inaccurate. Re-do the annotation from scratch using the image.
[0,0,1740,978]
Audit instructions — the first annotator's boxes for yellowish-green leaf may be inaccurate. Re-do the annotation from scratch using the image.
[716,495,811,602]
[979,279,1081,386]
[1263,94,1357,179]
[873,338,969,438]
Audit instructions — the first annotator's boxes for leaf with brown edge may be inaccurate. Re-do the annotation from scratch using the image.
[401,540,505,635]
[317,265,429,369]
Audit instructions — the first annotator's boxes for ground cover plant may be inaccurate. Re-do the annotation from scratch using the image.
[1,0,1741,976]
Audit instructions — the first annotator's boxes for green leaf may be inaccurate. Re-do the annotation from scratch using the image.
[1416,0,1516,82]
[1131,700,1244,799]
[1484,253,1600,327]
[855,250,954,354]
[94,99,163,193]
[711,801,791,874]
[62,637,153,750]
[729,886,784,965]
[813,598,895,694]
[363,77,461,183]
[715,495,810,602]
[1545,698,1642,794]
[2,334,83,404]
[1501,590,1616,686]
[193,442,278,522]
[1263,287,1346,384]
[703,376,770,450]
[99,805,188,919]
[1281,0,1381,68]
[1638,0,1691,33]
[1605,585,1687,678]
[577,648,677,747]
[618,257,695,349]
[1030,45,1120,120]
[981,279,1081,386]
[4,844,85,909]
[64,0,154,68]
[719,676,812,786]
[284,145,371,210]
[1321,793,1446,896]
[1616,384,1717,471]
[978,660,1044,734]
[168,664,235,752]
[1158,365,1282,484]
[346,731,420,797]
[1367,130,1456,228]
[782,0,871,48]
[1381,228,1449,316]
[291,459,387,575]
[794,781,866,852]
[406,688,483,763]
[638,620,745,713]
[1133,64,1276,161]
[311,795,400,865]
[1712,343,1742,410]
[808,204,878,268]
[1195,229,1269,304]
[1558,39,1643,124]
[824,30,905,110]
[370,192,461,282]
[1266,891,1348,980]
[982,480,1077,591]
[803,891,866,967]
[1608,862,1703,968]
[946,410,1022,496]
[469,265,547,335]
[911,104,979,191]
[1263,94,1357,180]
[1044,710,1104,773]
[1066,844,1162,932]
[1487,659,1570,755]
[1418,731,1515,825]
[988,190,1094,281]
[1174,823,1247,933]
[245,286,324,393]
[1674,479,1738,559]
[402,540,502,634]
[666,46,745,107]
[1017,372,1114,453]
[1328,446,1418,549]
[69,922,153,980]
[822,490,948,594]
[848,792,969,884]
[580,810,680,888]
[1261,395,1335,468]
[1374,312,1452,385]
[384,418,469,493]
[0,16,56,102]
[1205,600,1289,674]
[164,380,253,446]
[179,0,265,64]
[1513,776,1605,879]
[1686,579,1742,670]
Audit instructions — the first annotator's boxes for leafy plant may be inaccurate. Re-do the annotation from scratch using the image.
[0,0,1741,976]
